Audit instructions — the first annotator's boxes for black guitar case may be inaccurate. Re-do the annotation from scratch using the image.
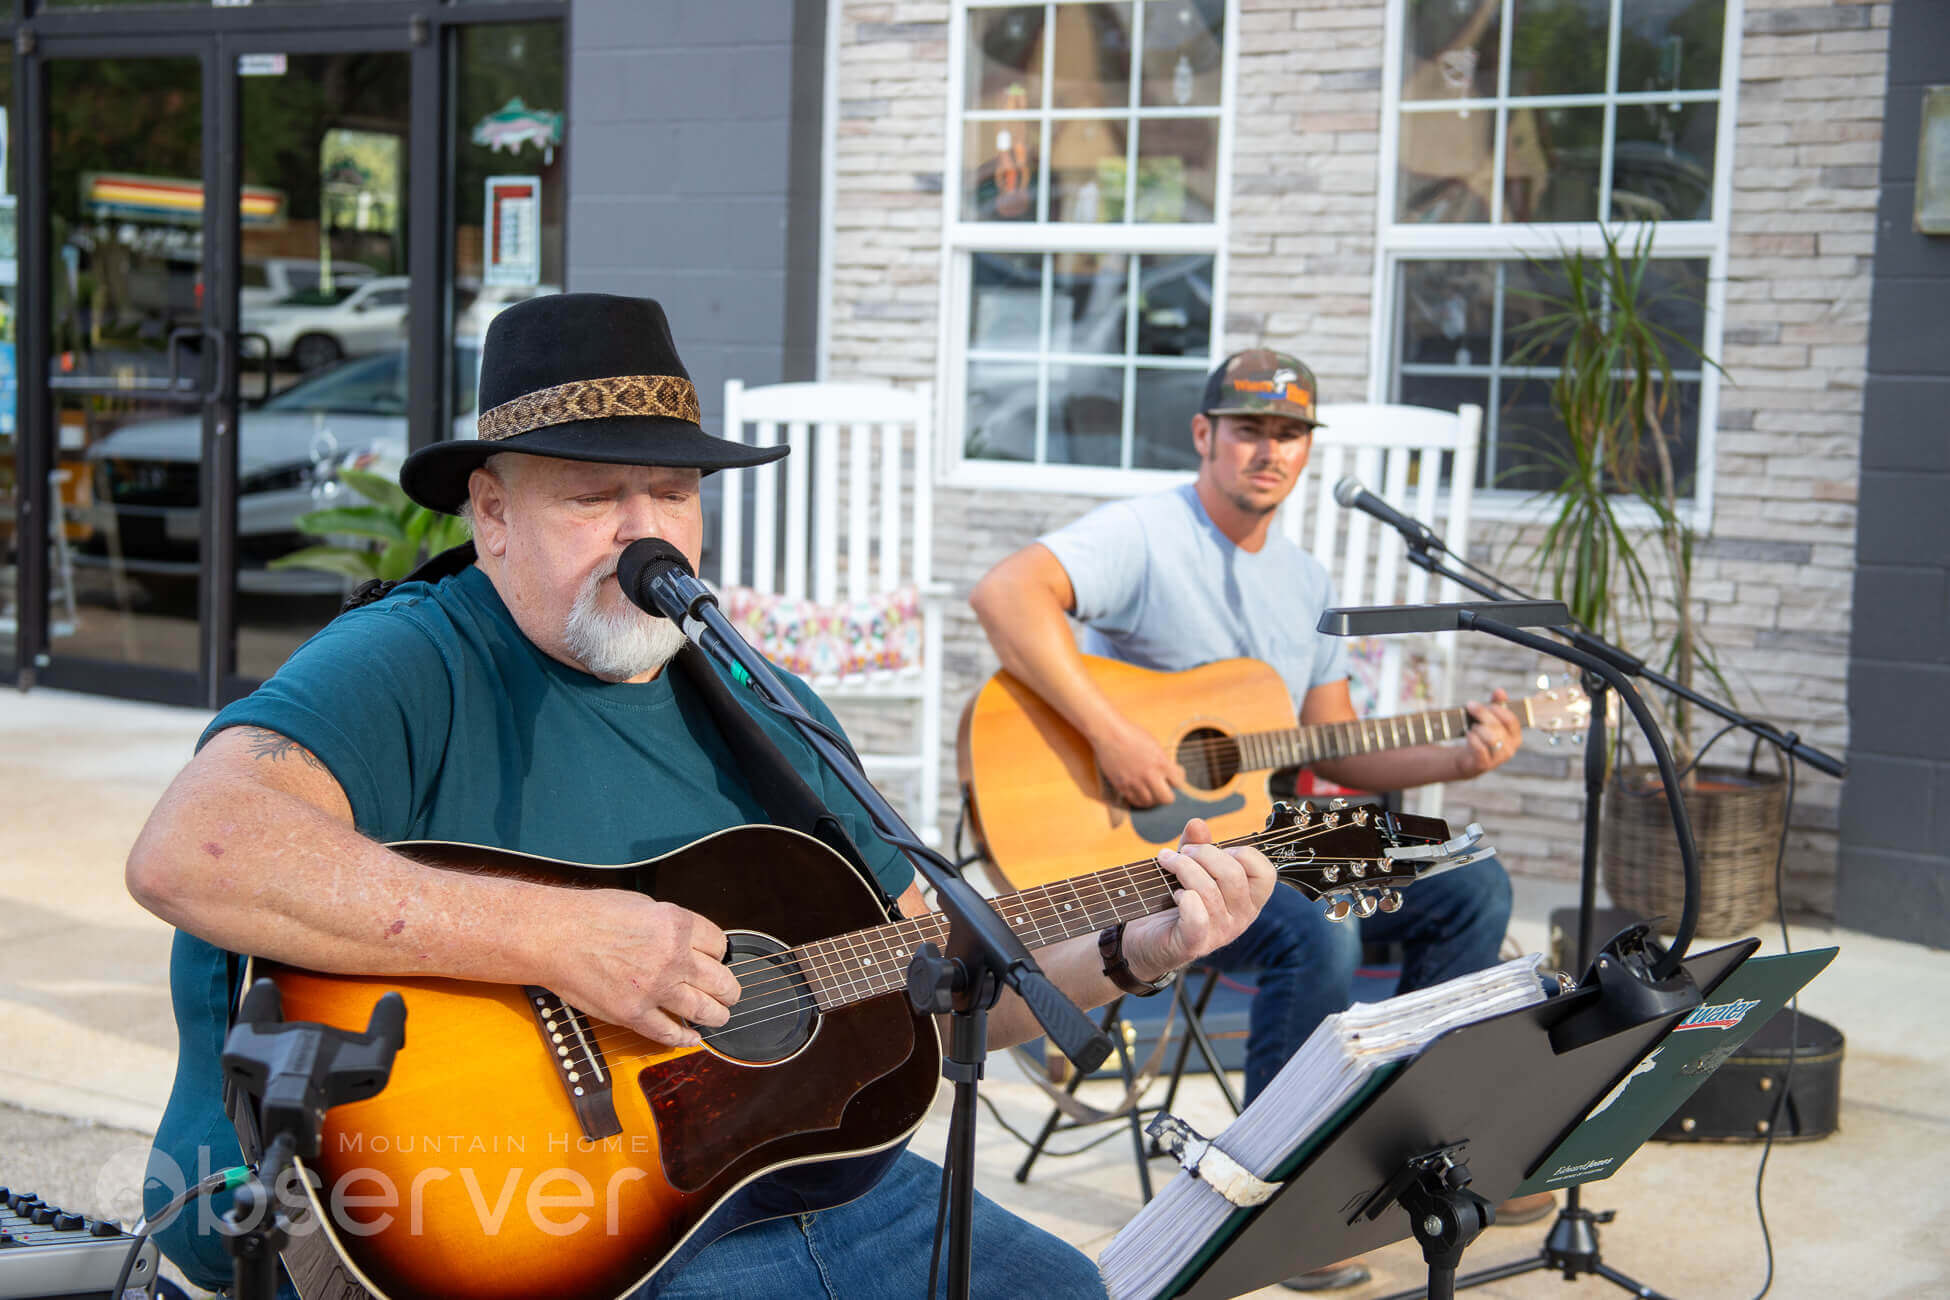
[1652,1007,1844,1142]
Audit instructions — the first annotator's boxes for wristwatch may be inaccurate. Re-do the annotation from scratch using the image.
[1098,922,1178,997]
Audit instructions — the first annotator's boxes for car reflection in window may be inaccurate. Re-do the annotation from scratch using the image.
[79,345,479,595]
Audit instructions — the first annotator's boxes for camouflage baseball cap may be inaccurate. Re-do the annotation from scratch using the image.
[1200,349,1325,427]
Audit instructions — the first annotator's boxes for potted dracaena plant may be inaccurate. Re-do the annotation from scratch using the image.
[268,467,471,586]
[1508,223,1785,936]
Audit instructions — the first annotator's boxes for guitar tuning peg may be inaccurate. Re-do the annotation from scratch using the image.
[1352,893,1379,919]
[1325,898,1353,922]
[1548,735,1560,746]
[1328,797,1349,810]
[1319,865,1340,884]
[1346,859,1366,879]
[1352,807,1371,826]
[1378,889,1404,913]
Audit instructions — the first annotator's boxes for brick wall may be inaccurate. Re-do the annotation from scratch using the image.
[825,0,1884,920]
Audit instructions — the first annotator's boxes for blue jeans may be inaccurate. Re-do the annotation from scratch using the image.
[1206,855,1513,1102]
[639,1151,1106,1299]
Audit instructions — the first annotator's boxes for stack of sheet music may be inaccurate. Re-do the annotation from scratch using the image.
[1099,953,1551,1300]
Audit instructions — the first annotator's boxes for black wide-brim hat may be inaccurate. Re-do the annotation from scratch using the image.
[400,292,788,514]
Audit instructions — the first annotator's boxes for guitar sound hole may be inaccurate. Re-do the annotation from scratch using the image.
[1178,727,1241,791]
[701,931,819,1066]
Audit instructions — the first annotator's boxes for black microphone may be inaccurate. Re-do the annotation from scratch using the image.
[1332,475,1442,551]
[616,537,715,626]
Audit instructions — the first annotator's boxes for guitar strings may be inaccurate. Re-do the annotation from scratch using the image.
[579,851,1414,1063]
[579,818,1346,1036]
[574,818,1421,1054]
[580,851,1418,1060]
[574,821,1436,1060]
[1170,706,1475,770]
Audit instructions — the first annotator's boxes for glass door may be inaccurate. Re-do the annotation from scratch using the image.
[228,43,413,686]
[37,50,221,702]
[24,30,416,705]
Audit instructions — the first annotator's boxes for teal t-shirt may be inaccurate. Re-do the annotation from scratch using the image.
[146,564,912,1285]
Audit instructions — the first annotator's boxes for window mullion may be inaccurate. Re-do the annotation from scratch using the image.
[1492,0,1512,225]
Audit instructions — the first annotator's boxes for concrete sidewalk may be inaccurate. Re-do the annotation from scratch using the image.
[2,687,1946,1298]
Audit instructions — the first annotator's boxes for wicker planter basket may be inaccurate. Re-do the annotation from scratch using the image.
[1600,761,1788,937]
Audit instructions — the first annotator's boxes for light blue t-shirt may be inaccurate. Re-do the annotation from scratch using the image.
[1039,482,1349,707]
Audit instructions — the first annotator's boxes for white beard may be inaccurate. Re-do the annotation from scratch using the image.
[563,565,687,682]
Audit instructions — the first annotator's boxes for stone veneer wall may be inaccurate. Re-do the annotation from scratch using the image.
[821,0,1884,917]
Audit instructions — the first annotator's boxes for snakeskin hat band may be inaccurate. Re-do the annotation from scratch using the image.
[398,292,786,514]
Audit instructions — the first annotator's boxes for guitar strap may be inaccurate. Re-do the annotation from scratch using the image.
[669,641,894,914]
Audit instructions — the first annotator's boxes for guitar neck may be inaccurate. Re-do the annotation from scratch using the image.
[793,855,1188,1012]
[1231,706,1474,773]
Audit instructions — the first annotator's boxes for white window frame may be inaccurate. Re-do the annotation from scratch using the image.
[937,0,1238,496]
[1366,0,1746,533]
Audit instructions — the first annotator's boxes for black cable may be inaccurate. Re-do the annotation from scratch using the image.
[112,1167,246,1300]
[1674,719,1745,782]
[976,1086,1137,1158]
[1747,750,1800,1300]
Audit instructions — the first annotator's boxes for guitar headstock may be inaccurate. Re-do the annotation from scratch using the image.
[1235,800,1495,922]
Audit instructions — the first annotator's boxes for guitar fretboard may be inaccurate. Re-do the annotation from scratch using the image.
[790,857,1184,1011]
[1219,706,1473,777]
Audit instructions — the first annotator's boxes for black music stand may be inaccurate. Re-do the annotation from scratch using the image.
[1152,938,1755,1300]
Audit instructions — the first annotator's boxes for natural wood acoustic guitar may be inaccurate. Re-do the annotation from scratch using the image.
[248,808,1490,1299]
[957,654,1591,889]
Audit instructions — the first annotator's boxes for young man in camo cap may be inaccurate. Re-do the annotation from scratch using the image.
[973,348,1539,1291]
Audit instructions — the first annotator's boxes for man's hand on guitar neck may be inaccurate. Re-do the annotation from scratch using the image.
[1090,712,1188,809]
[1452,687,1524,780]
[1118,818,1277,982]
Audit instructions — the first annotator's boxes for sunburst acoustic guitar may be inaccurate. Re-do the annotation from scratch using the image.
[250,806,1491,1300]
[957,654,1591,889]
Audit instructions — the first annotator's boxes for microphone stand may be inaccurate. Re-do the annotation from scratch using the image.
[635,551,1114,1300]
[1344,520,1843,1300]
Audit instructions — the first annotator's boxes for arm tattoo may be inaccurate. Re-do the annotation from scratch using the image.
[240,727,327,773]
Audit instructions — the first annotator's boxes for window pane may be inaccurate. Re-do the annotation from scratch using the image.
[962,119,1041,222]
[52,56,204,675]
[1140,0,1224,109]
[1049,118,1127,223]
[1511,0,1610,97]
[965,360,1039,462]
[1397,111,1495,223]
[1050,253,1130,355]
[1611,102,1716,221]
[965,6,1046,112]
[1135,253,1212,358]
[1490,376,1568,495]
[1401,261,1495,367]
[1052,3,1134,110]
[1618,0,1725,93]
[453,22,567,346]
[1132,367,1204,469]
[1502,258,1573,369]
[1403,0,1502,100]
[1508,105,1605,223]
[1135,117,1218,223]
[1048,364,1124,466]
[1639,258,1710,357]
[971,252,1045,350]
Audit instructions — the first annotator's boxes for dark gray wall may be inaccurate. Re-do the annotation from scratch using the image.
[1838,0,1950,949]
[566,0,826,430]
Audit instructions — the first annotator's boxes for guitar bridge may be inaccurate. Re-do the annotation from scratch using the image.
[525,986,623,1141]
